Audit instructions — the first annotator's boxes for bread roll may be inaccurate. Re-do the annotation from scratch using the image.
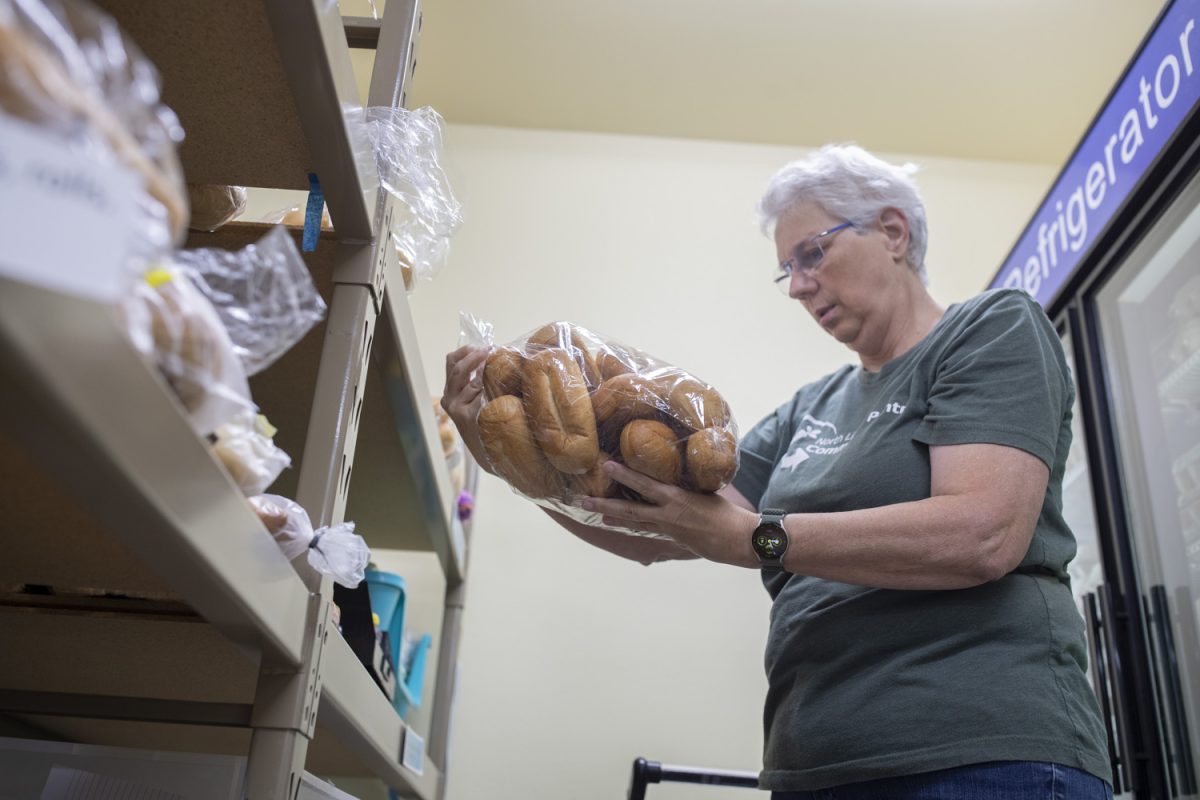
[685,427,738,492]
[251,497,291,536]
[591,373,664,427]
[597,348,635,381]
[187,184,247,232]
[522,349,599,474]
[478,395,562,498]
[483,347,524,399]
[528,321,601,388]
[568,451,616,499]
[668,377,731,431]
[620,419,682,485]
[147,278,225,414]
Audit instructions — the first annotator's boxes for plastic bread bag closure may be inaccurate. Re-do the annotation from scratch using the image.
[120,264,255,437]
[248,494,370,588]
[174,225,327,375]
[465,317,739,537]
[0,0,189,273]
[365,106,463,291]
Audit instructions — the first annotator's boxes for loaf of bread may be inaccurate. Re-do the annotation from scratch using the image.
[621,419,682,485]
[684,427,738,492]
[483,347,525,400]
[0,7,188,242]
[472,320,739,534]
[522,348,599,474]
[478,394,564,498]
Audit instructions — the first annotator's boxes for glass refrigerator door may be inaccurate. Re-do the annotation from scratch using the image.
[1097,170,1200,797]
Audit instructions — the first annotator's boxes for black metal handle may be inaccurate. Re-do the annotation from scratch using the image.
[629,757,760,798]
[1084,591,1123,793]
[1149,585,1198,795]
[1099,583,1139,794]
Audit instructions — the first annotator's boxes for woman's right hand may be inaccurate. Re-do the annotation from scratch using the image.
[442,345,493,472]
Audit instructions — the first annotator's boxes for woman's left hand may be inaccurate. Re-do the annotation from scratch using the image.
[581,460,759,568]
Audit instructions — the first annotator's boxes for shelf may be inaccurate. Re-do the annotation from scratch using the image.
[0,611,439,799]
[94,0,377,241]
[0,277,310,667]
[184,223,464,583]
[311,631,440,796]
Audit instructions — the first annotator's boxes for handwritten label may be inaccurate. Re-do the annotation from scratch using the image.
[0,114,140,301]
[402,727,425,776]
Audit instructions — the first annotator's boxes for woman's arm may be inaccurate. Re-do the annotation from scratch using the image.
[585,442,1047,590]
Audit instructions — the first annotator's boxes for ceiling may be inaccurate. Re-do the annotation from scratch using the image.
[376,0,1166,165]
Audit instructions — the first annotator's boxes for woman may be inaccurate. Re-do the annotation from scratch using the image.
[443,144,1112,798]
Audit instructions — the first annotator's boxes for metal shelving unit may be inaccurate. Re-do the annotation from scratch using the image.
[0,1,469,797]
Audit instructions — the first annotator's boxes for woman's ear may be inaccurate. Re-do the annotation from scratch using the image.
[878,207,911,264]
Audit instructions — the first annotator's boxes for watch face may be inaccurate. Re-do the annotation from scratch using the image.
[753,525,786,560]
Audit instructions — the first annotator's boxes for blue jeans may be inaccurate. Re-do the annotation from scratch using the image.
[770,761,1113,800]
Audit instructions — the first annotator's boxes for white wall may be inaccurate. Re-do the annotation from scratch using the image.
[392,124,1054,800]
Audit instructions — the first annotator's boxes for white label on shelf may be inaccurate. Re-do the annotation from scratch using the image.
[0,114,140,302]
[402,727,425,776]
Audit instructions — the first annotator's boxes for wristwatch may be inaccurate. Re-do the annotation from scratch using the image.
[752,508,788,570]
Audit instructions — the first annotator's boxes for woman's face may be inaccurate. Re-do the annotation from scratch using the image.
[774,200,911,358]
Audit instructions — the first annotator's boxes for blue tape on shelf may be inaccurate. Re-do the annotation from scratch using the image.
[303,173,324,253]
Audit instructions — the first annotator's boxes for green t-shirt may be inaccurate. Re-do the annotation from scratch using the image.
[733,289,1111,791]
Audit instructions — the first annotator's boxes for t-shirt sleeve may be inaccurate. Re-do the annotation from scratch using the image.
[732,397,799,510]
[913,289,1071,468]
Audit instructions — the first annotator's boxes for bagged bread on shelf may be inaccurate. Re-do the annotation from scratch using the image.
[212,410,291,496]
[461,314,739,536]
[261,202,333,231]
[0,0,188,267]
[174,225,326,375]
[186,184,247,232]
[364,106,462,293]
[248,494,370,588]
[120,264,255,437]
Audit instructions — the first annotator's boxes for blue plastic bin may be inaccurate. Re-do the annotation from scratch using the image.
[363,569,431,720]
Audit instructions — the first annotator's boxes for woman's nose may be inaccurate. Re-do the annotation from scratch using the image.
[788,269,817,300]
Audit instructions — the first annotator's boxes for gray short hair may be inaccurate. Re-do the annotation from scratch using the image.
[757,144,929,285]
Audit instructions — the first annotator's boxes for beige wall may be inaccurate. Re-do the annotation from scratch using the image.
[388,123,1054,800]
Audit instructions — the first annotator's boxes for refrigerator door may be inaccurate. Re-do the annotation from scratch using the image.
[1096,170,1200,797]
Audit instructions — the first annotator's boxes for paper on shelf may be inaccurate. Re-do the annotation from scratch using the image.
[0,115,139,302]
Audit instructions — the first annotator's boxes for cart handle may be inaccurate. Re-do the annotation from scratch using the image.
[628,757,761,799]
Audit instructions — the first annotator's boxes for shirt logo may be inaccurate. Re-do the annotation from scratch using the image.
[778,403,907,472]
[779,414,841,470]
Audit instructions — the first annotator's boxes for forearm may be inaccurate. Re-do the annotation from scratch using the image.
[541,508,698,566]
[777,494,1030,590]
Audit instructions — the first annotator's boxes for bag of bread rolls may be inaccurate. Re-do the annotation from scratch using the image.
[0,0,188,267]
[120,264,256,437]
[186,184,247,233]
[248,494,370,588]
[461,314,739,536]
[174,225,326,376]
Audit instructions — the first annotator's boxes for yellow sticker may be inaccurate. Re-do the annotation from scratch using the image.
[144,267,174,288]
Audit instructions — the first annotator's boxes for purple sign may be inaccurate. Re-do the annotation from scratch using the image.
[989,0,1200,306]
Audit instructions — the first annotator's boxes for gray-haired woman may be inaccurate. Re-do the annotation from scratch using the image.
[442,144,1113,798]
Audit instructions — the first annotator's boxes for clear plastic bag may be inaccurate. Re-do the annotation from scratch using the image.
[248,494,370,588]
[365,106,462,291]
[186,184,247,232]
[259,203,333,230]
[174,225,327,375]
[120,264,255,437]
[212,410,291,496]
[462,316,739,536]
[0,0,188,267]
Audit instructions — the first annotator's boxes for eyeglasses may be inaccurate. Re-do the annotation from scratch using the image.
[773,221,855,294]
